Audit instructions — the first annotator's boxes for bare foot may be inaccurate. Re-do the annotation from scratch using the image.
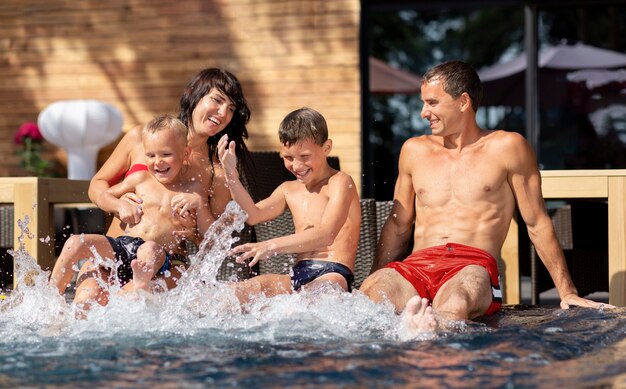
[122,259,154,293]
[398,296,438,340]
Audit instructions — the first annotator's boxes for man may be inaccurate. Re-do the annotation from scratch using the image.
[360,60,611,334]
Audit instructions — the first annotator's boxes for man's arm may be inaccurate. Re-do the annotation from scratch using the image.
[507,132,610,309]
[371,139,417,272]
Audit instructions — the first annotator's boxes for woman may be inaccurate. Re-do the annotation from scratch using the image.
[89,68,252,223]
[73,68,252,308]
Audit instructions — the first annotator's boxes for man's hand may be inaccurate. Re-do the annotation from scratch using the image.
[560,293,616,310]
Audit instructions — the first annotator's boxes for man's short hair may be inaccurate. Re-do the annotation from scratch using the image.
[422,60,483,112]
[278,107,328,146]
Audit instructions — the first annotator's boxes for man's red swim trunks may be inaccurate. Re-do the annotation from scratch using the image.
[385,243,502,315]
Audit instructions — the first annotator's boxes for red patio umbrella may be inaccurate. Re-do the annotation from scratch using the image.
[369,57,421,95]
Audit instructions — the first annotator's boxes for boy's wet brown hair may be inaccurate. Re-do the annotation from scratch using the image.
[278,107,328,147]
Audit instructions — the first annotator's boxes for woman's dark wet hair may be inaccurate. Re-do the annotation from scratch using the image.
[178,68,253,180]
[422,60,483,112]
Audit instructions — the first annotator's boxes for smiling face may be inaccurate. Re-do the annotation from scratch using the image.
[280,138,331,184]
[190,88,236,138]
[143,128,189,184]
[420,78,466,137]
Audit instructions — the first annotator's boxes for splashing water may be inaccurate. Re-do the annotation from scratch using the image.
[0,202,624,387]
[0,201,402,341]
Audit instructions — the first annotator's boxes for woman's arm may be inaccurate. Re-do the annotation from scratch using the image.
[88,125,143,214]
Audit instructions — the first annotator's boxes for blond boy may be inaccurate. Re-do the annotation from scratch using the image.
[50,115,213,306]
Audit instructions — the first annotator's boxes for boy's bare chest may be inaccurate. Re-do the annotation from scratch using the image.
[135,181,184,212]
[285,189,329,226]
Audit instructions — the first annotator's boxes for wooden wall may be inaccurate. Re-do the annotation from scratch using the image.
[0,0,362,190]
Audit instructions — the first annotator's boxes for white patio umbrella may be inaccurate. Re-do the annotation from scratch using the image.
[480,43,626,82]
[478,43,626,107]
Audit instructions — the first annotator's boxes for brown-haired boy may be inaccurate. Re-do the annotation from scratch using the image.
[217,107,361,305]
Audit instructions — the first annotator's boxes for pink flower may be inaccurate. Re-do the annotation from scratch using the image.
[14,122,43,144]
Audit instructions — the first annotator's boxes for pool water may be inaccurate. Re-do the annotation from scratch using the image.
[0,203,624,388]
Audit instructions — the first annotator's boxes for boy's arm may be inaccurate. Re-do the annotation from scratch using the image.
[230,172,357,267]
[170,183,215,245]
[218,135,286,224]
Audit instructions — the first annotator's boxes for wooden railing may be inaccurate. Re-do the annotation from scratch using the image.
[0,178,91,284]
[1,172,624,307]
[501,170,626,307]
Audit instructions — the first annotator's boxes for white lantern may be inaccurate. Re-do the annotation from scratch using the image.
[38,100,123,180]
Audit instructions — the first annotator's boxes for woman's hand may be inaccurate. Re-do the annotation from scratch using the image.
[120,192,143,206]
[117,200,143,225]
[217,134,239,184]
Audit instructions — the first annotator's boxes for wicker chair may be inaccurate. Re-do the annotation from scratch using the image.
[254,209,297,275]
[248,151,340,202]
[353,198,378,288]
[0,205,13,249]
[375,201,394,241]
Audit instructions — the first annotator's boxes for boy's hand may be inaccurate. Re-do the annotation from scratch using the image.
[230,241,277,267]
[217,134,239,184]
[171,193,202,217]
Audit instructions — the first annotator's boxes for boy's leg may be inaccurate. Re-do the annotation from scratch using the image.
[121,241,165,293]
[231,274,292,306]
[73,259,112,310]
[49,234,115,294]
[303,272,348,291]
[157,264,186,290]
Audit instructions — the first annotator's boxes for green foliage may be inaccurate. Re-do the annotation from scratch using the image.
[16,137,53,177]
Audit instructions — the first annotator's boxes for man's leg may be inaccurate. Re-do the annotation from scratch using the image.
[398,264,493,336]
[431,264,493,321]
[359,268,419,312]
